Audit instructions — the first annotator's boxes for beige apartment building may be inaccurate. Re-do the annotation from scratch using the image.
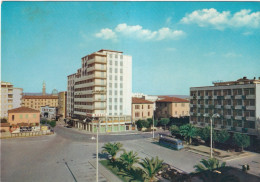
[66,49,132,133]
[132,97,154,122]
[58,91,67,119]
[8,107,40,125]
[190,77,260,138]
[1,81,23,119]
[22,95,58,111]
[155,96,190,119]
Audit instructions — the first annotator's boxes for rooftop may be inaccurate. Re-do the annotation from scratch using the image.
[156,96,189,103]
[8,107,40,113]
[213,77,260,86]
[132,97,153,104]
[22,95,58,99]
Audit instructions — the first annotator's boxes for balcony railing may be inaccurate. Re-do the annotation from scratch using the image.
[224,95,231,99]
[246,95,255,99]
[246,106,255,110]
[246,117,255,121]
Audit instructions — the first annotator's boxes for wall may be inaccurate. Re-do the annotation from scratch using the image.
[8,112,40,125]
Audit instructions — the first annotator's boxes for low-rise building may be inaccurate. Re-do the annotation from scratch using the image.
[40,105,57,120]
[132,97,154,122]
[155,96,190,119]
[8,107,40,126]
[190,77,260,138]
[22,95,58,111]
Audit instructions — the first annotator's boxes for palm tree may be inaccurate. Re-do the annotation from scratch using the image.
[193,158,239,182]
[101,142,124,162]
[194,158,226,172]
[179,124,197,144]
[118,151,139,171]
[139,156,165,182]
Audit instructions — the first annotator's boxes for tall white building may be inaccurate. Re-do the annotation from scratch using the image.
[67,49,132,132]
[0,82,23,118]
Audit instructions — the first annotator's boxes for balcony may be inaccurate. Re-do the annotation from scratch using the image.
[224,105,232,109]
[246,117,256,121]
[190,112,194,115]
[197,104,201,108]
[234,95,242,99]
[190,104,194,107]
[197,113,201,117]
[246,95,255,99]
[224,95,231,99]
[215,105,222,109]
[88,57,106,64]
[234,105,243,110]
[235,116,243,120]
[88,65,106,72]
[213,96,218,99]
[246,106,255,110]
[225,115,232,119]
[204,104,209,108]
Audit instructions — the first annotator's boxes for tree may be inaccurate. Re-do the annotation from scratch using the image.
[102,142,124,162]
[118,151,139,171]
[193,158,239,182]
[139,156,165,182]
[136,120,145,130]
[170,125,179,136]
[233,133,250,151]
[0,118,7,123]
[194,158,226,172]
[160,118,170,130]
[179,124,197,144]
[215,130,230,144]
[197,126,218,144]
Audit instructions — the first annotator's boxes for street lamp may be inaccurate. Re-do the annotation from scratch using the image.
[203,113,220,158]
[152,106,157,139]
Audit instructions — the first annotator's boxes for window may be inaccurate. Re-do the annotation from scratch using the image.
[109,75,112,80]
[33,114,36,118]
[25,114,28,118]
[114,83,118,88]
[115,55,118,58]
[109,83,112,88]
[142,105,144,109]
[120,61,123,66]
[115,76,118,80]
[115,91,118,95]
[120,76,123,81]
[148,112,150,116]
[109,105,112,110]
[120,83,123,88]
[109,68,112,73]
[109,54,112,58]
[148,105,150,109]
[135,105,140,109]
[109,98,112,103]
[109,90,112,96]
[120,98,123,103]
[120,55,123,59]
[114,105,117,109]
[120,91,123,95]
[120,105,123,110]
[175,103,177,107]
[114,98,118,102]
[115,68,118,73]
[120,69,123,73]
[135,112,140,117]
[19,114,23,119]
[115,61,118,66]
[12,115,15,121]
[110,60,113,65]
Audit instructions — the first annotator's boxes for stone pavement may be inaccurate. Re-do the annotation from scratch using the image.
[89,160,122,182]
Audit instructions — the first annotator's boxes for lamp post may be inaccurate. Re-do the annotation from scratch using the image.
[96,118,99,182]
[152,110,155,139]
[204,113,220,158]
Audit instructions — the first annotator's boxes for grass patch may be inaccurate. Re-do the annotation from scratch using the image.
[99,160,140,182]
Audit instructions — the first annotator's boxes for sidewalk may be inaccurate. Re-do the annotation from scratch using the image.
[89,160,122,182]
[185,144,255,161]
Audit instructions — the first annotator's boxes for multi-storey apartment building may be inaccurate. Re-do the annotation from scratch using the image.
[67,73,76,117]
[190,77,260,138]
[58,91,67,119]
[67,49,132,132]
[132,97,154,122]
[155,96,190,119]
[0,82,23,118]
[21,95,58,111]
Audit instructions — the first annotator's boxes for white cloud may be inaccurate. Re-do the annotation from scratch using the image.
[166,17,172,24]
[95,23,185,41]
[242,31,253,36]
[181,8,260,30]
[95,28,117,40]
[223,52,242,58]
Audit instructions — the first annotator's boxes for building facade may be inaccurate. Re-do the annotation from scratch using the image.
[1,82,23,118]
[58,91,67,119]
[155,96,190,119]
[190,77,260,138]
[67,49,132,132]
[8,107,40,125]
[40,105,57,120]
[132,97,154,122]
[21,95,58,111]
[67,73,76,117]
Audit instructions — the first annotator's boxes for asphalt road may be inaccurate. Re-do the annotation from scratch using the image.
[1,125,260,182]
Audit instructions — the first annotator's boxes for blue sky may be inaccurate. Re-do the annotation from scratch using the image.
[2,2,260,95]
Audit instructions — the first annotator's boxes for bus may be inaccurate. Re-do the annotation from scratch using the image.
[158,133,184,150]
